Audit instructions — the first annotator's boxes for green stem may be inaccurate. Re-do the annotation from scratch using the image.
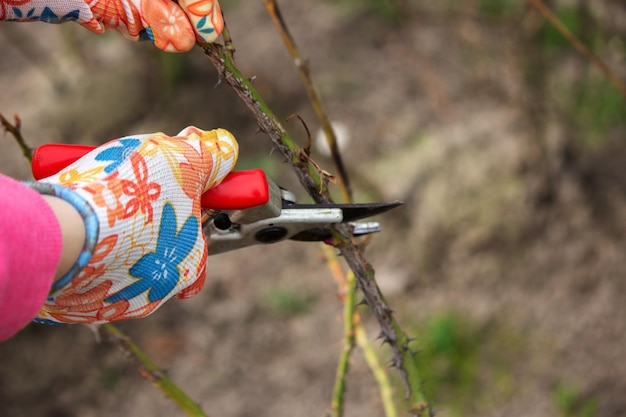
[324,245,356,417]
[355,324,398,417]
[330,273,356,417]
[100,324,209,417]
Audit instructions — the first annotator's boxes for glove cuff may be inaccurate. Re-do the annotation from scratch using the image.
[25,182,99,294]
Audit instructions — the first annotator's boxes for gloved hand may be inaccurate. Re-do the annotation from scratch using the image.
[1,0,223,51]
[29,126,238,324]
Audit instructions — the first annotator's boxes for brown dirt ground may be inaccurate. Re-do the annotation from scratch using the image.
[1,2,625,417]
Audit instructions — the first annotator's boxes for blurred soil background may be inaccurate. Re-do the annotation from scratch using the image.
[1,1,625,416]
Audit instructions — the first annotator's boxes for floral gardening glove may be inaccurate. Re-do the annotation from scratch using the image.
[0,0,223,51]
[29,126,238,324]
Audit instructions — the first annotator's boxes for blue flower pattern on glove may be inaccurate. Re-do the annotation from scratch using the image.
[104,203,199,304]
[9,6,81,23]
[95,138,141,174]
[196,16,216,35]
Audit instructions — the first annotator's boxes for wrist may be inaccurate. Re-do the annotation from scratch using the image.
[26,182,99,293]
[41,196,86,281]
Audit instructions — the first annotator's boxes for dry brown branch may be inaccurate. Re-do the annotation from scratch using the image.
[1,113,32,164]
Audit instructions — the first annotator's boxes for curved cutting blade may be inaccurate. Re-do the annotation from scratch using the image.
[282,201,403,222]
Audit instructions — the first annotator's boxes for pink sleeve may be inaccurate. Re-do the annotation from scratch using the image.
[0,174,62,341]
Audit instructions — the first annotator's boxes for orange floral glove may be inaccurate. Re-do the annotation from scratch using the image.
[29,127,238,324]
[0,0,223,51]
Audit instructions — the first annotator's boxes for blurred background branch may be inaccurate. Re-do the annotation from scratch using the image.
[529,0,626,98]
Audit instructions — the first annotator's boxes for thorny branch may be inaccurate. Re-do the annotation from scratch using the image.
[199,41,432,416]
[99,324,209,417]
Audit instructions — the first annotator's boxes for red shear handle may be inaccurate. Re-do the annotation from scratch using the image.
[200,169,269,210]
[32,144,269,210]
[32,144,96,180]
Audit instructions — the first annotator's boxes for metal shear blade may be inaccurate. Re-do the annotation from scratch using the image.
[285,201,402,241]
[289,222,383,242]
[206,201,402,255]
[283,201,403,222]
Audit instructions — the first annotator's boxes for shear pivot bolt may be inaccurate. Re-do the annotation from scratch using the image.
[213,213,232,230]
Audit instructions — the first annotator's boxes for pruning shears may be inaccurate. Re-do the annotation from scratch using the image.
[31,144,401,255]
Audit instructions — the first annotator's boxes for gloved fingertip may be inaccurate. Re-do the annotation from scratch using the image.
[156,38,195,53]
[80,18,106,35]
[209,128,239,185]
[179,0,224,44]
[177,126,239,162]
[152,28,196,52]
[176,126,238,188]
[214,129,239,162]
[142,0,196,52]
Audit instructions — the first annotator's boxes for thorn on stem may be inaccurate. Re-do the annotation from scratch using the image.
[382,304,394,316]
[376,330,393,345]
[402,339,418,351]
[409,401,432,417]
[389,355,403,369]
[213,74,223,89]
[355,298,369,307]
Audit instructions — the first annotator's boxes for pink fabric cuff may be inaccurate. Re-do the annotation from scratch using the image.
[0,174,62,341]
